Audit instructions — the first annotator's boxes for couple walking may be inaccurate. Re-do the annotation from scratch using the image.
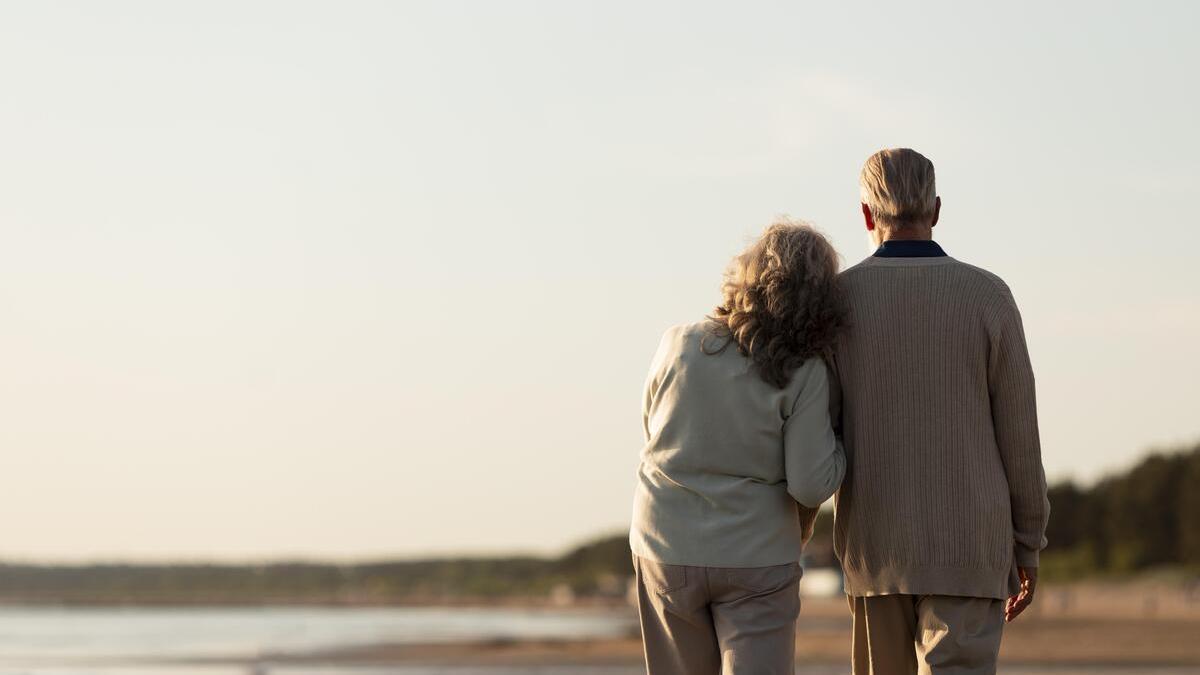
[629,148,1050,675]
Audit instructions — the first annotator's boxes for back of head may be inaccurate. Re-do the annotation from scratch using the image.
[859,148,937,230]
[707,218,846,388]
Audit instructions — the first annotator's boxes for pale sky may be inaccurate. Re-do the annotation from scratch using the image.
[1,1,1197,561]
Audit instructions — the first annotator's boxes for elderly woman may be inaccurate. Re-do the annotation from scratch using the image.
[629,219,848,675]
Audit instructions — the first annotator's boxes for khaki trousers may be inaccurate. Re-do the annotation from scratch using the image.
[633,554,801,675]
[849,594,1005,675]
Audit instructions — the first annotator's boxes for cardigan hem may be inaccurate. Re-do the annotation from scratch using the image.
[842,563,1019,601]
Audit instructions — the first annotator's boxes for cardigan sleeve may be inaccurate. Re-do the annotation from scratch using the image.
[987,295,1050,567]
[782,360,847,508]
[642,326,679,442]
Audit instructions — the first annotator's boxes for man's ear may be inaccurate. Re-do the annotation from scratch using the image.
[931,196,941,227]
[861,203,875,231]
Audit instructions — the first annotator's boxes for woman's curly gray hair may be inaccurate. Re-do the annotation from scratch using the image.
[705,218,846,388]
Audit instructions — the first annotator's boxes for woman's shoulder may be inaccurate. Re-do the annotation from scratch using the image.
[657,320,716,348]
[649,320,728,369]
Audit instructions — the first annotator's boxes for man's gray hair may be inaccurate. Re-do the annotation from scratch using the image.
[859,148,937,229]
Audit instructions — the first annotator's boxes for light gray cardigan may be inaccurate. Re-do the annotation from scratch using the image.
[629,321,846,568]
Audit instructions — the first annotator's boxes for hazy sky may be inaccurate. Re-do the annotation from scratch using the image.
[1,1,1197,561]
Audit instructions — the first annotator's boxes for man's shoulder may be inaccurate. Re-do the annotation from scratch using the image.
[839,256,1014,300]
[945,259,1020,308]
[836,259,880,289]
[947,258,1011,292]
[838,257,875,278]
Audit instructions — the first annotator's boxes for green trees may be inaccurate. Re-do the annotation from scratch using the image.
[1042,443,1200,577]
[1181,450,1200,565]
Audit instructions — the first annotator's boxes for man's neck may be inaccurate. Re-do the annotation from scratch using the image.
[877,225,934,242]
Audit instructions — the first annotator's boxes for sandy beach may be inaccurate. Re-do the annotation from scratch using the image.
[249,619,1200,674]
[248,583,1200,672]
[1,581,1195,674]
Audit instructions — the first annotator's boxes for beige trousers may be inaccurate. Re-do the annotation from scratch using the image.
[633,554,801,675]
[849,594,1005,675]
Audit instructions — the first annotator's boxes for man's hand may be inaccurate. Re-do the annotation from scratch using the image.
[1005,566,1037,623]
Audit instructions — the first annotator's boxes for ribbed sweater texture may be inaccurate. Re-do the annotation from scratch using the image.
[834,255,1049,600]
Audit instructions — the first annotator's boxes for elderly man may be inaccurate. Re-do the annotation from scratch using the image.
[834,148,1050,675]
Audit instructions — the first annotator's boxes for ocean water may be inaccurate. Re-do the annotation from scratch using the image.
[0,606,635,673]
[0,607,1191,675]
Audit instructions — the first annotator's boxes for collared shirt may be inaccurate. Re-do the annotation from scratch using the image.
[873,239,947,258]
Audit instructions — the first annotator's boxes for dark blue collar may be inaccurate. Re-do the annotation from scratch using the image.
[873,239,947,258]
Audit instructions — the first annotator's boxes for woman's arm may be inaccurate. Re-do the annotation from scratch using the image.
[642,326,680,442]
[783,361,847,508]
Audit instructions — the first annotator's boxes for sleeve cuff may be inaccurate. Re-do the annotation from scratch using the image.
[1014,546,1040,568]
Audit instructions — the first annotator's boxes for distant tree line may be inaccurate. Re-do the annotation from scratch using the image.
[1,443,1195,604]
[0,535,635,605]
[607,442,1200,581]
[1042,442,1200,578]
[793,442,1200,579]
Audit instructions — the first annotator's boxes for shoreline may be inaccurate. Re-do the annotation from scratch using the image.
[138,602,1200,669]
[1,586,1199,670]
[144,618,1200,670]
[1,617,1198,670]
